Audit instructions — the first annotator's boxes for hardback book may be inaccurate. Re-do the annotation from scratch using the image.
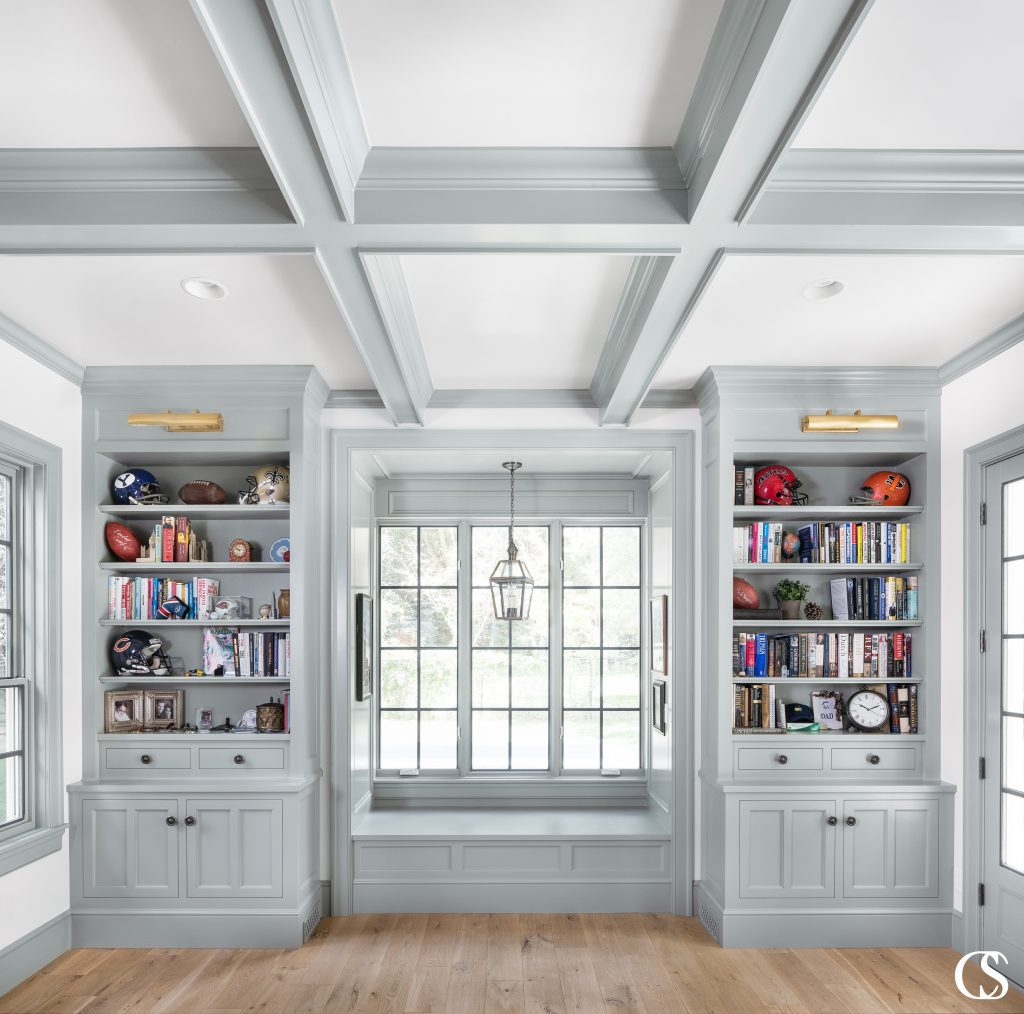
[743,467,754,505]
[203,626,237,677]
[734,468,745,506]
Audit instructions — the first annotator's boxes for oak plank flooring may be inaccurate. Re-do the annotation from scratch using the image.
[2,915,1023,1014]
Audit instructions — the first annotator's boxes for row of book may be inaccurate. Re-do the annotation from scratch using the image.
[107,576,220,621]
[830,575,918,621]
[733,631,913,679]
[202,628,291,678]
[151,515,200,563]
[732,683,919,733]
[732,522,912,564]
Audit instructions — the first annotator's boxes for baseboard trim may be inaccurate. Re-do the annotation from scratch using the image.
[951,909,965,954]
[0,912,71,997]
[320,880,331,919]
[353,881,671,914]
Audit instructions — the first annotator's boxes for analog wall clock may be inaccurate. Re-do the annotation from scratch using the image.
[845,689,890,732]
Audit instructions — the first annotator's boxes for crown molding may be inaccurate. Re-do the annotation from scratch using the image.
[324,389,386,409]
[265,0,370,222]
[591,255,674,413]
[700,364,941,397]
[81,364,322,397]
[0,311,84,386]
[939,311,1024,386]
[428,389,596,409]
[641,390,698,409]
[357,253,433,423]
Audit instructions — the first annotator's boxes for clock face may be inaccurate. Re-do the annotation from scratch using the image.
[846,690,890,731]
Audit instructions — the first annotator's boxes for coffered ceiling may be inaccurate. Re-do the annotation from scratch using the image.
[1,0,1022,425]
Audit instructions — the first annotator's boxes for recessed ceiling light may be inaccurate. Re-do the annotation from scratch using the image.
[802,279,845,301]
[180,277,228,301]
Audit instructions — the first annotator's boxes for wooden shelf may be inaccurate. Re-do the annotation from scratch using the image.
[99,676,290,685]
[733,563,922,573]
[99,504,290,520]
[731,619,923,629]
[733,505,923,521]
[100,562,289,573]
[99,619,290,627]
[732,677,922,684]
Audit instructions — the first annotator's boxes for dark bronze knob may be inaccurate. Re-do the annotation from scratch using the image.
[846,815,857,826]
[184,815,196,826]
[140,754,151,764]
[869,754,880,765]
[233,754,245,765]
[777,754,788,765]
[165,816,176,827]
[827,816,838,827]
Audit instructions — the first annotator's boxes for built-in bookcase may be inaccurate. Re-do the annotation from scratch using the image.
[694,368,953,949]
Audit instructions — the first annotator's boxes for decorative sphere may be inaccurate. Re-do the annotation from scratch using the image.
[733,576,760,610]
[781,532,801,559]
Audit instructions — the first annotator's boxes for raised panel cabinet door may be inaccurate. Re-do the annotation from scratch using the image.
[738,799,836,899]
[842,799,939,899]
[185,798,283,899]
[81,797,179,898]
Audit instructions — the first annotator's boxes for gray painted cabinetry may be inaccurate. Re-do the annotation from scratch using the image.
[69,368,326,949]
[695,368,953,948]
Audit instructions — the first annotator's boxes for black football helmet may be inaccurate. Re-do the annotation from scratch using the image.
[111,629,171,676]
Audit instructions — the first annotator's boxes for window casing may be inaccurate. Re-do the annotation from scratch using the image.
[376,520,644,781]
[0,464,26,834]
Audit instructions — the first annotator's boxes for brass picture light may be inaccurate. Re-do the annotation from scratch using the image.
[127,411,224,433]
[802,409,900,434]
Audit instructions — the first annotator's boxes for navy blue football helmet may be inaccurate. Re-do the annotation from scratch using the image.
[111,630,171,676]
[112,469,166,505]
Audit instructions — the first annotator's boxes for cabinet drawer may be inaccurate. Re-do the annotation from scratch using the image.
[736,746,823,772]
[103,747,192,772]
[830,746,919,773]
[198,747,286,771]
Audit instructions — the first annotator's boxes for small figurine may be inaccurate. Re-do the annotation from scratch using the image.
[258,603,273,619]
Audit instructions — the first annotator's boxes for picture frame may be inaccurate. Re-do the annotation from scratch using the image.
[652,678,667,735]
[144,690,183,731]
[104,690,144,733]
[650,595,668,674]
[811,690,845,730]
[355,593,374,701]
[195,707,214,732]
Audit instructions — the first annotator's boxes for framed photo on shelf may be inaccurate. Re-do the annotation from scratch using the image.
[652,678,667,735]
[811,690,845,730]
[355,593,373,701]
[650,595,668,674]
[104,690,143,733]
[195,707,214,732]
[144,690,183,730]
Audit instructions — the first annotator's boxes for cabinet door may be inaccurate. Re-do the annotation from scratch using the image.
[82,797,179,898]
[185,798,283,899]
[738,799,836,899]
[843,799,939,899]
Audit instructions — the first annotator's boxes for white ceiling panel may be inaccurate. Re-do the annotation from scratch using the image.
[655,253,1024,388]
[795,0,1024,150]
[399,253,634,389]
[0,0,254,147]
[333,0,723,147]
[363,447,661,477]
[0,255,373,389]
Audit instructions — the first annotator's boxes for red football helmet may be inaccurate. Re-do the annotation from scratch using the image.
[754,464,807,506]
[851,470,911,506]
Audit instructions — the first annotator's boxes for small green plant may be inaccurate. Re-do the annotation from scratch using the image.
[774,578,809,601]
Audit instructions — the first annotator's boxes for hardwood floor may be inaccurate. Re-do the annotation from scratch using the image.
[2,914,1022,1013]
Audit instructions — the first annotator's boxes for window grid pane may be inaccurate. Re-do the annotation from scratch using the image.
[378,527,458,770]
[563,526,641,771]
[471,527,549,771]
[0,463,22,828]
[1003,477,1024,873]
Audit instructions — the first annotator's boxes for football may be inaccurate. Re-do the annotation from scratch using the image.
[732,576,760,610]
[178,480,228,505]
[105,522,142,562]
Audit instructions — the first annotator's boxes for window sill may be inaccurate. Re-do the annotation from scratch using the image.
[0,825,67,877]
[372,775,649,806]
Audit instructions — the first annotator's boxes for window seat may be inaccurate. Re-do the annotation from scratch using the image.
[352,805,670,840]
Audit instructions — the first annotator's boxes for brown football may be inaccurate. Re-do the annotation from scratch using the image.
[733,576,760,610]
[105,522,141,562]
[179,480,228,505]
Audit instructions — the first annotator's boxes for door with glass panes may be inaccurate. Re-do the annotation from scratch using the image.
[983,452,1024,987]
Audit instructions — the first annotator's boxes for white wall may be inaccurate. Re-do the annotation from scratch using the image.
[0,344,81,951]
[941,339,1024,913]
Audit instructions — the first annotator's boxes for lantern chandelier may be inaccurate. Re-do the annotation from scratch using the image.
[490,461,534,621]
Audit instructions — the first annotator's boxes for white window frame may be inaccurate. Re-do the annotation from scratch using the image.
[374,517,648,801]
[0,423,64,875]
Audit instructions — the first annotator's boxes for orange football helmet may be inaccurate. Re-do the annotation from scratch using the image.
[851,470,911,506]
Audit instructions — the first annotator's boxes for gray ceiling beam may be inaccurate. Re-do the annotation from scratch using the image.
[264,0,370,223]
[190,0,424,425]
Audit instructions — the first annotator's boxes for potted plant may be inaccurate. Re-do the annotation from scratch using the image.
[774,578,809,619]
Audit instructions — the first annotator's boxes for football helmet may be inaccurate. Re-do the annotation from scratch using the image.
[111,630,171,676]
[754,464,807,506]
[238,463,290,505]
[850,470,911,506]
[112,469,167,505]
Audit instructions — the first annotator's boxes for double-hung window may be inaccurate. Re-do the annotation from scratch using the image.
[0,425,63,874]
[376,521,643,780]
